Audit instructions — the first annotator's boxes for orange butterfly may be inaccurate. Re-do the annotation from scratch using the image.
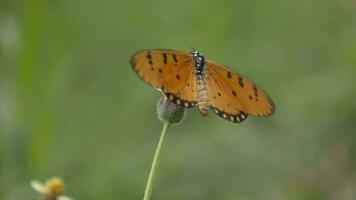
[130,49,275,123]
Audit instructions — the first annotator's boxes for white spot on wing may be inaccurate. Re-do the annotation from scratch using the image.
[236,117,240,122]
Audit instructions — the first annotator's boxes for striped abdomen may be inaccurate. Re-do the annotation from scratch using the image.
[196,75,209,116]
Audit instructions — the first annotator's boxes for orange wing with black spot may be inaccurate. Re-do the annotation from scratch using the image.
[206,61,275,123]
[130,49,197,107]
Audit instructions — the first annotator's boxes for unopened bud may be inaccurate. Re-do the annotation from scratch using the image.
[157,95,185,124]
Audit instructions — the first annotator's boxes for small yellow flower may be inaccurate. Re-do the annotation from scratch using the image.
[31,177,72,200]
[44,177,64,196]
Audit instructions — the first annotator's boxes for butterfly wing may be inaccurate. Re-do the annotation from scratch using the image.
[206,61,275,123]
[131,49,197,107]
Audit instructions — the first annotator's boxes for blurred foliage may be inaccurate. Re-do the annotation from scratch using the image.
[1,0,356,199]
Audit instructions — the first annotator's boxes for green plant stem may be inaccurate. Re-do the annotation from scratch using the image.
[143,122,171,200]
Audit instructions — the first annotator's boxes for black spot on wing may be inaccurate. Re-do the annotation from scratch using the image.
[227,71,232,79]
[232,90,237,96]
[146,52,153,65]
[211,106,248,123]
[172,54,178,62]
[252,85,259,101]
[162,53,168,64]
[253,85,258,96]
[176,74,180,80]
[238,77,244,87]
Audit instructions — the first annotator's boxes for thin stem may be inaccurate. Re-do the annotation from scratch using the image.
[143,122,171,200]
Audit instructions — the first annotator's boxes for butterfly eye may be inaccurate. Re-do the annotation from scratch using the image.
[191,49,198,56]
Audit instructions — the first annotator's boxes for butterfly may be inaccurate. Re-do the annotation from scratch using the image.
[130,49,275,123]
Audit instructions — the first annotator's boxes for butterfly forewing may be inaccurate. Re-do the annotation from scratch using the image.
[206,61,275,119]
[131,49,197,107]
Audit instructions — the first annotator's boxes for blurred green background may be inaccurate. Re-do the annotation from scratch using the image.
[1,0,356,199]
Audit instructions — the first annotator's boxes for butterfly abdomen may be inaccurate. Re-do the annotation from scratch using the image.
[196,75,209,116]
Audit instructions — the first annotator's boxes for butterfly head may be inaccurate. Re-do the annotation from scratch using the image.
[191,48,199,55]
[191,48,203,57]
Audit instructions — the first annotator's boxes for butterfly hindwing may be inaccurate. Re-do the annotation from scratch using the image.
[205,65,248,123]
[131,49,197,107]
[206,61,275,121]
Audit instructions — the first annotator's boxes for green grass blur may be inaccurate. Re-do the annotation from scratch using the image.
[1,0,356,199]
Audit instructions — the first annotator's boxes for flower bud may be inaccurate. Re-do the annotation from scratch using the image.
[157,95,185,124]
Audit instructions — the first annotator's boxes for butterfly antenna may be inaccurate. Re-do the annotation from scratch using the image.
[189,47,197,53]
